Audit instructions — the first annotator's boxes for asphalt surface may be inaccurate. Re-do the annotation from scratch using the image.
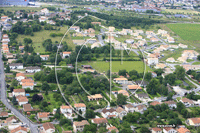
[0,31,40,133]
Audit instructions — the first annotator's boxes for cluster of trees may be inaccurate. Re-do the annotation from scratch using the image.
[73,11,160,29]
[42,39,58,52]
[187,69,200,82]
[34,68,74,85]
[15,53,41,66]
[186,91,200,101]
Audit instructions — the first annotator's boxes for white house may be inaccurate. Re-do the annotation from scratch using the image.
[39,16,48,22]
[40,55,49,61]
[152,127,162,133]
[125,104,134,113]
[180,98,194,107]
[147,57,159,65]
[60,105,72,114]
[113,78,128,84]
[9,63,23,69]
[74,103,86,112]
[63,51,71,58]
[42,122,55,133]
[116,107,127,120]
[40,8,49,15]
[91,118,108,126]
[37,112,49,121]
[26,66,41,73]
[164,100,177,109]
[73,120,89,133]
[101,108,118,119]
[16,96,28,106]
[163,127,177,133]
[22,82,34,90]
[12,89,25,97]
[70,26,80,32]
[15,73,26,81]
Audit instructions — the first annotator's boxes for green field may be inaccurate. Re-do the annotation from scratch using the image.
[162,9,200,14]
[80,61,151,73]
[166,24,200,41]
[16,26,74,53]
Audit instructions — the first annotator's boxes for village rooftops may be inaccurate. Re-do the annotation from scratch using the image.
[16,95,28,102]
[38,112,49,118]
[150,101,161,106]
[61,105,71,109]
[13,89,25,93]
[73,120,89,127]
[43,122,55,131]
[127,85,142,90]
[74,103,86,108]
[11,126,27,133]
[102,108,116,113]
[26,66,41,69]
[114,78,128,81]
[92,118,108,124]
[177,127,191,133]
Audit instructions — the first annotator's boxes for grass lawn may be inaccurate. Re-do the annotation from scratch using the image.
[80,61,151,73]
[162,9,200,14]
[2,7,43,12]
[192,62,200,65]
[166,24,200,49]
[16,26,74,53]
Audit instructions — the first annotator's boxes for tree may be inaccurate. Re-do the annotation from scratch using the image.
[5,65,10,73]
[11,79,18,87]
[24,38,32,44]
[59,118,71,126]
[83,124,97,133]
[77,110,84,121]
[117,94,127,105]
[12,95,18,105]
[129,70,139,78]
[32,94,43,102]
[118,70,127,77]
[197,55,200,61]
[175,66,185,80]
[146,78,160,95]
[85,109,95,119]
[144,72,152,81]
[139,126,150,133]
[41,81,50,91]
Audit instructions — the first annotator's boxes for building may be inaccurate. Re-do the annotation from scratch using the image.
[15,73,26,81]
[6,116,18,124]
[127,85,142,91]
[60,105,72,114]
[23,104,33,112]
[10,126,28,133]
[0,112,8,117]
[2,0,29,6]
[166,57,175,63]
[113,78,128,84]
[42,122,55,133]
[91,118,108,126]
[41,8,49,15]
[22,82,34,90]
[63,52,71,58]
[12,89,25,97]
[20,79,34,85]
[40,55,49,61]
[176,127,191,133]
[101,108,117,119]
[125,104,134,113]
[37,112,49,121]
[116,107,127,120]
[87,94,103,101]
[151,127,162,133]
[9,63,23,69]
[107,126,119,133]
[26,66,41,73]
[74,103,86,112]
[150,101,161,106]
[182,50,199,59]
[16,95,28,106]
[186,117,200,126]
[164,100,177,109]
[147,57,159,65]
[180,98,194,107]
[163,127,177,133]
[70,26,80,32]
[73,120,89,133]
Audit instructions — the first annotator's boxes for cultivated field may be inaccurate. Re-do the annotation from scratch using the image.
[162,9,200,14]
[80,61,151,73]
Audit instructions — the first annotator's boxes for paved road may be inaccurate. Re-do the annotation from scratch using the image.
[0,32,40,133]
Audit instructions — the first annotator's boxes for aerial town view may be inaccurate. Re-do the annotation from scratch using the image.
[0,0,200,132]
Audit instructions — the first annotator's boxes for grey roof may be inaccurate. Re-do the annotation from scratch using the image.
[26,66,41,70]
[9,63,23,66]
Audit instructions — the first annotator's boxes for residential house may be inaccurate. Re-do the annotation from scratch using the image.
[150,37,159,42]
[163,127,177,133]
[37,112,49,121]
[12,89,25,97]
[182,50,199,59]
[74,103,86,112]
[73,120,89,133]
[135,105,147,113]
[85,28,95,34]
[26,66,41,73]
[40,55,49,61]
[23,104,33,112]
[91,118,108,126]
[155,63,166,69]
[112,90,129,97]
[91,42,100,49]
[6,116,18,125]
[178,43,188,49]
[125,104,134,113]
[157,29,168,35]
[16,95,28,106]
[186,117,200,126]
[136,35,142,40]
[87,94,103,101]
[11,126,28,133]
[9,63,23,69]
[126,39,134,44]
[180,98,194,107]
[181,64,200,71]
[136,93,149,99]
[176,127,191,133]
[41,8,49,15]
[107,126,119,133]
[113,78,128,84]
[116,107,127,120]
[63,52,71,58]
[134,30,144,34]
[108,26,115,32]
[146,31,154,35]
[127,85,142,91]
[6,53,14,59]
[0,112,8,118]
[60,105,72,114]
[20,79,34,85]
[39,16,48,22]
[15,73,26,81]
[42,122,55,133]
[101,108,117,119]
[151,127,162,133]
[150,101,161,106]
[147,57,159,65]
[164,100,177,109]
[70,26,80,32]
[22,82,34,90]
[166,57,175,63]
[82,65,92,69]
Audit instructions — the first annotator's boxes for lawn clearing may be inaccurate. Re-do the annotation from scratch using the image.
[166,24,200,41]
[192,62,200,65]
[80,61,151,73]
[162,9,200,14]
[16,26,74,53]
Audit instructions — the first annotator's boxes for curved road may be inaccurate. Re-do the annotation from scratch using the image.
[0,33,40,133]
